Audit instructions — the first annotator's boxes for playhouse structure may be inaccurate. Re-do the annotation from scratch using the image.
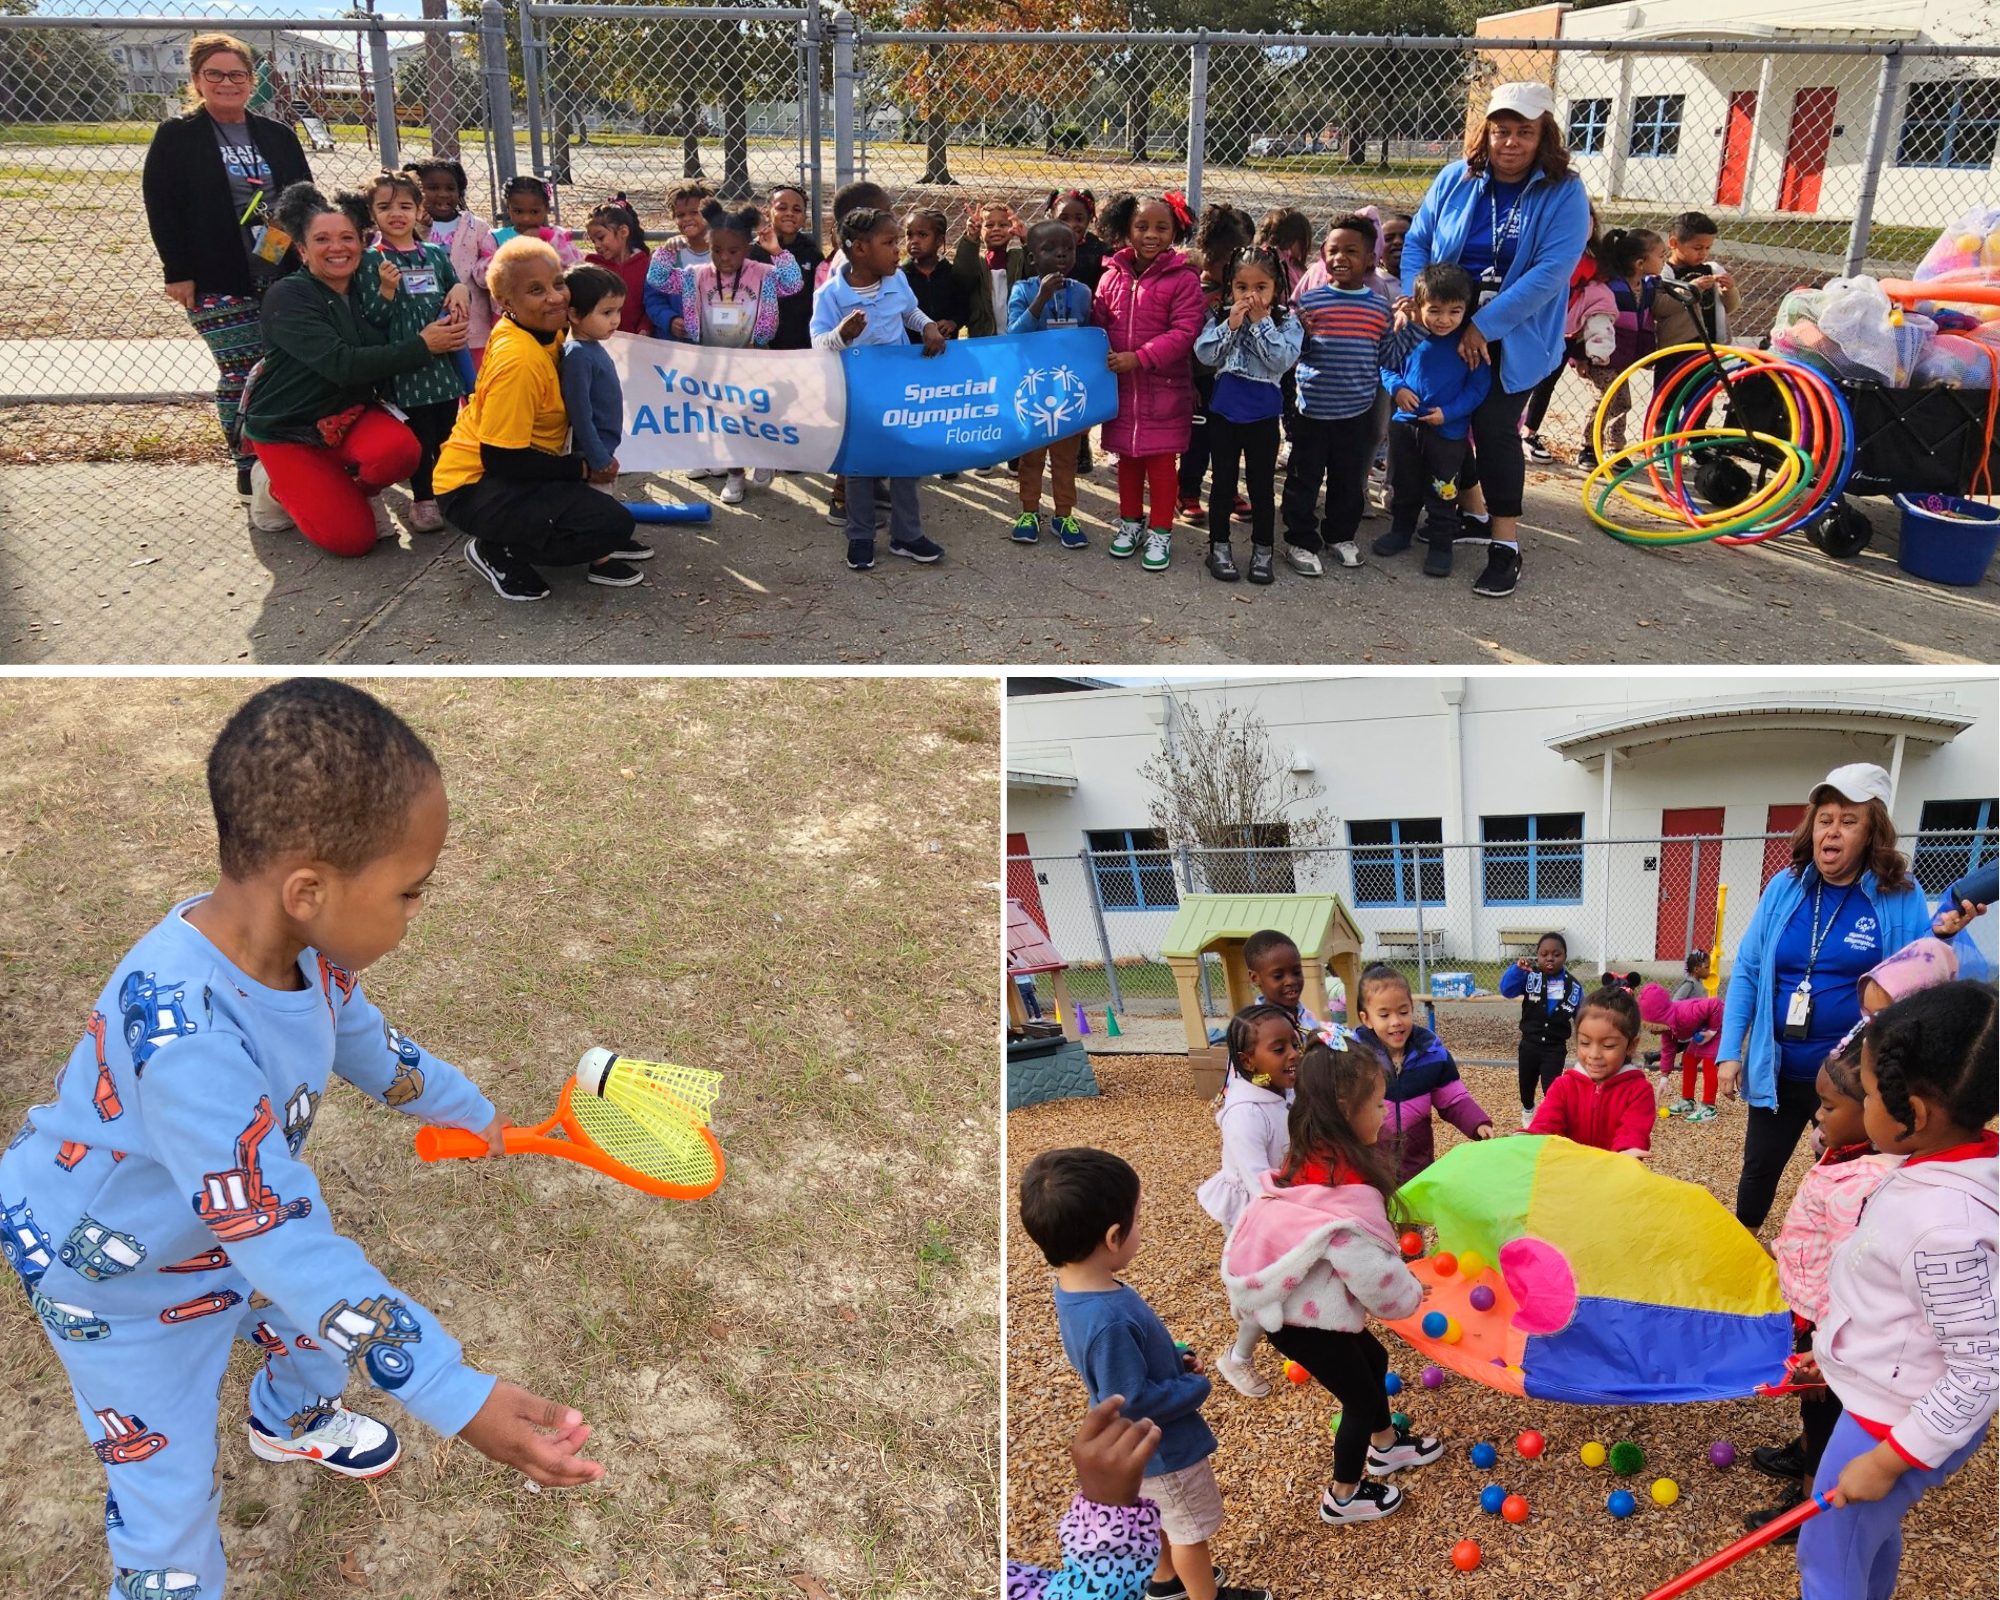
[1006,898,1074,1038]
[1161,894,1365,1092]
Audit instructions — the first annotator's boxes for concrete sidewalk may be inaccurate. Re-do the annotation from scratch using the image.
[1,339,215,403]
[2,454,1994,665]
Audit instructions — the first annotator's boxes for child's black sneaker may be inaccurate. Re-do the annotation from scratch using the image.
[1742,1482,1807,1542]
[1752,1439,1808,1482]
[1366,1429,1444,1475]
[1422,535,1454,578]
[1371,525,1414,557]
[1319,1480,1403,1523]
[235,461,254,503]
[1205,541,1239,581]
[586,558,645,587]
[890,535,944,564]
[1147,1565,1225,1600]
[845,538,876,571]
[1523,432,1553,463]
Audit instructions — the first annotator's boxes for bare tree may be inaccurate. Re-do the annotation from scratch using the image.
[1140,693,1335,893]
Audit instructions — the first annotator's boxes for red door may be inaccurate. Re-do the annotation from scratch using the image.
[1656,807,1726,961]
[1761,803,1808,889]
[1716,90,1757,205]
[1006,833,1050,934]
[1779,88,1838,213]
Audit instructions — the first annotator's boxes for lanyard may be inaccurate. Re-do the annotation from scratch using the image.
[715,264,746,304]
[1488,180,1524,267]
[1801,879,1857,981]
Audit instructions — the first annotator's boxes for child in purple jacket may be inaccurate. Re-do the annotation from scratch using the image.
[1353,964,1492,1182]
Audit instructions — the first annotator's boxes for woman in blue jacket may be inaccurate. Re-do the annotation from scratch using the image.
[1401,82,1591,599]
[1716,764,1932,1228]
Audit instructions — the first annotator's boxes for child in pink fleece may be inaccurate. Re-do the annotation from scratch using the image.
[1637,981,1725,1120]
[1742,1033,1903,1535]
[1221,1037,1443,1526]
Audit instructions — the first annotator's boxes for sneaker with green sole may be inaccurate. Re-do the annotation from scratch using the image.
[1108,518,1143,558]
[1141,526,1172,570]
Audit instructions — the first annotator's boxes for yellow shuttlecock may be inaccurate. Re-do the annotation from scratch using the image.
[568,1048,725,1195]
[577,1048,721,1125]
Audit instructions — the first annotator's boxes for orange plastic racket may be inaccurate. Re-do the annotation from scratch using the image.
[414,1076,724,1200]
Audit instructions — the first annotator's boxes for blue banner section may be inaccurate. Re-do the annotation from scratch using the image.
[830,328,1118,477]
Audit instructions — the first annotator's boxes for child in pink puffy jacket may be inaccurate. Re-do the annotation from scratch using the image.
[1638,981,1725,1121]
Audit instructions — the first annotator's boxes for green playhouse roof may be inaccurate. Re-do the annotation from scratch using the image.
[1159,894,1354,958]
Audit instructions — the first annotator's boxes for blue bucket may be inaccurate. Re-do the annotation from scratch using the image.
[1895,494,2000,587]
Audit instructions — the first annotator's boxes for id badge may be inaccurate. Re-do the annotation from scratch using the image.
[1475,269,1503,310]
[709,302,749,333]
[402,268,439,298]
[252,223,292,266]
[1783,981,1814,1042]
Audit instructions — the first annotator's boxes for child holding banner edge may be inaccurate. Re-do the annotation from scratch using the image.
[810,208,949,572]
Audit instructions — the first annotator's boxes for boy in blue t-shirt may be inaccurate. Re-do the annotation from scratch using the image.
[1006,220,1096,550]
[1020,1147,1272,1600]
[0,680,603,1597]
[1374,262,1492,578]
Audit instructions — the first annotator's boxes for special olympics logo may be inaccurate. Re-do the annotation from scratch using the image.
[1014,364,1088,440]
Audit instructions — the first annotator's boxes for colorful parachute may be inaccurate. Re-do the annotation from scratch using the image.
[1381,1136,1791,1405]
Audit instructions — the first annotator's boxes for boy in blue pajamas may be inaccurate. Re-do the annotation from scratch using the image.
[0,679,603,1598]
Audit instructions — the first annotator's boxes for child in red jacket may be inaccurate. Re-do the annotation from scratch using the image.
[1527,986,1654,1157]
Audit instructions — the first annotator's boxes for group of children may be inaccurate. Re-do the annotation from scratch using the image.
[1018,919,1995,1600]
[308,167,1740,580]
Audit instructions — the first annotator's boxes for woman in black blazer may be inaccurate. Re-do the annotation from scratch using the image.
[141,32,312,499]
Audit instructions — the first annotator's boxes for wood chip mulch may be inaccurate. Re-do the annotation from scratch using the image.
[1007,1053,1996,1600]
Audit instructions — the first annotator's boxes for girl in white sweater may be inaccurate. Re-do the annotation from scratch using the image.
[1198,1004,1299,1399]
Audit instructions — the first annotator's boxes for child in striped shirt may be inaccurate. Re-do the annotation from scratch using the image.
[1279,214,1396,575]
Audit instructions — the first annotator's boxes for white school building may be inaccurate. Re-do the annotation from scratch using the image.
[1006,674,1999,979]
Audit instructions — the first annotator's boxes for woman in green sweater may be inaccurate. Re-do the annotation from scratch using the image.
[241,183,468,555]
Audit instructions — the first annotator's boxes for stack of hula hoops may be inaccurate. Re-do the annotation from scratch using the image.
[1582,343,1856,547]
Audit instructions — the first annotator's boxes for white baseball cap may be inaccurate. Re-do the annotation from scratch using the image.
[1486,82,1557,122]
[1812,762,1893,808]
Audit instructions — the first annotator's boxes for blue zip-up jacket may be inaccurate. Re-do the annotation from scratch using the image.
[1720,867,1931,1109]
[1380,326,1491,439]
[1402,160,1592,397]
[809,266,933,349]
[1191,308,1305,386]
[0,899,499,1436]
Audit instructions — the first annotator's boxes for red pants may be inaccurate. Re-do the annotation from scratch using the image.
[1682,1047,1718,1105]
[253,408,421,558]
[1116,452,1178,529]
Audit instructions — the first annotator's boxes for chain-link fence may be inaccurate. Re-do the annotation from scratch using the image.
[1009,829,1997,1028]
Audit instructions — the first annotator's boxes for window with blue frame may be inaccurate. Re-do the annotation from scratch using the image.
[1896,78,2000,169]
[1349,819,1444,907]
[1567,98,1611,155]
[1086,828,1179,911]
[1910,799,1997,895]
[1481,813,1585,904]
[1628,95,1684,158]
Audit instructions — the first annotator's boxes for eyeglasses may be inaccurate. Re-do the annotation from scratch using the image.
[200,68,252,84]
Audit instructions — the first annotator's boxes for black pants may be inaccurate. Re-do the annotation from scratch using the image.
[1520,346,1572,436]
[1735,1072,1824,1230]
[1518,1038,1567,1109]
[1177,369,1216,501]
[439,475,635,569]
[1281,410,1375,553]
[1268,1325,1392,1486]
[404,400,459,501]
[1386,420,1470,542]
[1206,412,1281,546]
[1456,337,1540,520]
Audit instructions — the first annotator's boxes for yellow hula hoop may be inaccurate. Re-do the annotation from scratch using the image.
[1583,431,1810,544]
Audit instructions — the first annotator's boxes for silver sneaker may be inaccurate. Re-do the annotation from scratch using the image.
[1330,540,1362,568]
[1284,545,1324,577]
[749,466,774,486]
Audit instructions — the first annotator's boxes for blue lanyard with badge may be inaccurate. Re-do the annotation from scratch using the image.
[1784,878,1855,1041]
[1477,180,1524,308]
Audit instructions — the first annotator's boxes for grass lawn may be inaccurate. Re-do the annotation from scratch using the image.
[0,677,1000,1600]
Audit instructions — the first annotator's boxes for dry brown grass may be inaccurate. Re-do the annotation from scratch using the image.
[1007,1053,1997,1600]
[0,403,230,466]
[0,676,1001,1600]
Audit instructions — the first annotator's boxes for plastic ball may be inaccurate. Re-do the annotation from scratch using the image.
[1516,1430,1546,1459]
[1452,1539,1482,1572]
[1433,1251,1458,1277]
[1580,1441,1607,1468]
[1609,1441,1646,1476]
[1651,1478,1680,1506]
[1391,1410,1411,1432]
[1658,1104,1671,1118]
[1440,1317,1464,1346]
[1384,1372,1403,1396]
[1501,1494,1530,1524]
[1400,1230,1424,1258]
[1421,1365,1446,1390]
[1469,1442,1498,1469]
[1607,1490,1636,1518]
[1285,1360,1310,1385]
[1422,1311,1449,1338]
[1709,1441,1737,1469]
[1457,1249,1487,1279]
[1479,1484,1507,1515]
[1957,233,1982,254]
[1469,1285,1497,1312]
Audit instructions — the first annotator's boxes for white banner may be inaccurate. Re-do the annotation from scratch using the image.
[606,332,846,473]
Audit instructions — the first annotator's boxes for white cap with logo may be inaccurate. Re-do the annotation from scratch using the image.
[1812,763,1893,809]
[1486,82,1557,122]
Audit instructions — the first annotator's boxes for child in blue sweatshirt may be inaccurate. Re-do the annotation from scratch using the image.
[1373,262,1491,577]
[0,680,602,1597]
[559,263,628,482]
[1006,219,1098,550]
[1020,1147,1272,1600]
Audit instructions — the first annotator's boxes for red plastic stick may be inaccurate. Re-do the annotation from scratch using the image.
[1640,1491,1833,1600]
